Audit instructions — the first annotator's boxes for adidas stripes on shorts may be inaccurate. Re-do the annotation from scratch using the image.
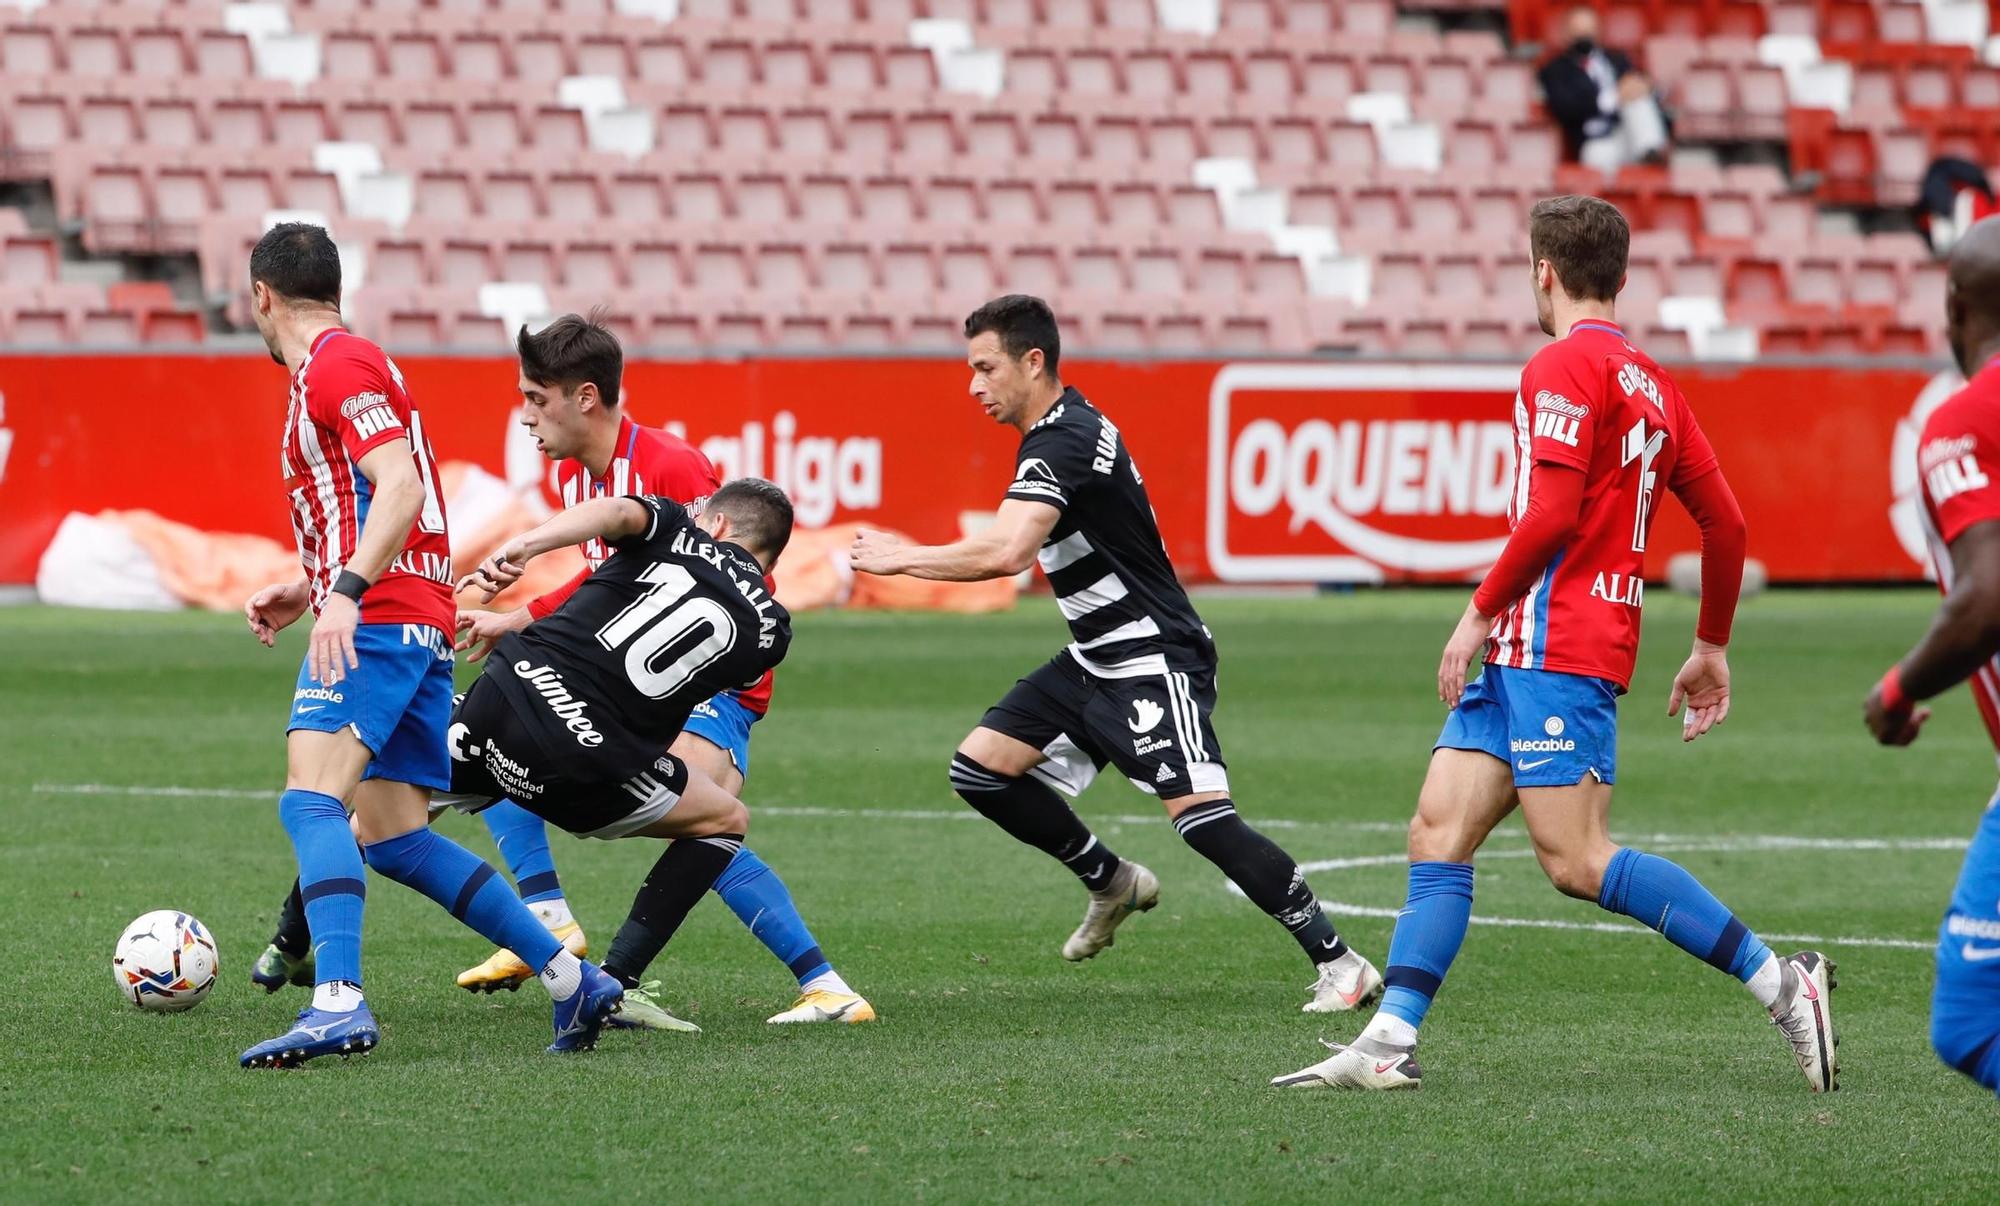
[979,649,1228,802]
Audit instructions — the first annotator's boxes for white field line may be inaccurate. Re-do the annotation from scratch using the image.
[25,783,1418,832]
[26,784,1973,850]
[31,781,1955,952]
[1315,899,1935,952]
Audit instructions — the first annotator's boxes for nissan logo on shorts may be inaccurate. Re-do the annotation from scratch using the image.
[1205,364,1522,582]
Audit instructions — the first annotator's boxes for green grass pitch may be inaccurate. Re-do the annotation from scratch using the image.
[2,591,1994,1202]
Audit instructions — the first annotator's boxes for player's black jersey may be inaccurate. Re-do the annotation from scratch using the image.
[1004,387,1210,670]
[488,495,791,781]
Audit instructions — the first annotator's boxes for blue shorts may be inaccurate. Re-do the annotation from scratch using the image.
[1933,787,2000,1092]
[287,622,454,791]
[1436,663,1619,787]
[683,691,759,779]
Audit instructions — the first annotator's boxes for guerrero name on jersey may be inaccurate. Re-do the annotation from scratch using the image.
[1485,320,1720,690]
[487,495,792,782]
[281,327,454,631]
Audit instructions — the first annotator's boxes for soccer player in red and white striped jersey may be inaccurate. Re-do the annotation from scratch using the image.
[239,224,622,1067]
[1278,197,1836,1094]
[1866,216,2000,1095]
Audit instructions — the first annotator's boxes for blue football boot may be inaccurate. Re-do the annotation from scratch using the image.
[548,962,624,1053]
[240,1003,380,1068]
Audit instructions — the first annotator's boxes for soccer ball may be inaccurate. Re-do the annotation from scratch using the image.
[113,910,219,1012]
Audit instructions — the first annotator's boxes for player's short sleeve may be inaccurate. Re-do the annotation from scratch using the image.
[1667,385,1721,490]
[1517,344,1598,472]
[610,494,692,551]
[1004,422,1093,512]
[305,346,409,464]
[1920,398,2000,545]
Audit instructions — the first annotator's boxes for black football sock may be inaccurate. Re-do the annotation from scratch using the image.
[1172,799,1349,965]
[950,753,1121,891]
[603,834,743,989]
[273,877,312,958]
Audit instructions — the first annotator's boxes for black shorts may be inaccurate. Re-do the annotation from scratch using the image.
[434,676,690,840]
[980,650,1229,802]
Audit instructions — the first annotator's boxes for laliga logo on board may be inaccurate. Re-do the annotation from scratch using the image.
[505,406,882,528]
[1891,367,1968,577]
[1205,364,1521,582]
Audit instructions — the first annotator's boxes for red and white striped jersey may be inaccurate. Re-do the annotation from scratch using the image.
[527,415,776,716]
[1485,321,1719,690]
[1917,359,2000,754]
[280,327,454,632]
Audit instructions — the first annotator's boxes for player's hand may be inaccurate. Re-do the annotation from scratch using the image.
[849,528,908,576]
[1437,603,1495,709]
[456,605,532,663]
[457,544,531,602]
[1667,639,1732,742]
[307,593,361,686]
[243,580,309,647]
[1864,683,1931,746]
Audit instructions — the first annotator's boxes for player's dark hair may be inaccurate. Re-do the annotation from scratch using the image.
[709,478,795,568]
[517,308,622,410]
[964,294,1061,378]
[248,221,341,307]
[1529,195,1629,303]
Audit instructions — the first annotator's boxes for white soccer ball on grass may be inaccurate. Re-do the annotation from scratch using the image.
[112,910,219,1011]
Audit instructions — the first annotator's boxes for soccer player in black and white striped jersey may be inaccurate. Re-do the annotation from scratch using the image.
[851,296,1382,1013]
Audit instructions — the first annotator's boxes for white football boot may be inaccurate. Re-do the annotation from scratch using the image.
[1302,951,1385,1013]
[1271,1034,1422,1091]
[1061,860,1160,961]
[1767,950,1839,1092]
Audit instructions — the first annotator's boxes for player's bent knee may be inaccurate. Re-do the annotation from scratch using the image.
[956,727,1043,778]
[1536,850,1605,901]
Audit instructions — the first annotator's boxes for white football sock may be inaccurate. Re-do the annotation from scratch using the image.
[801,968,854,995]
[1746,950,1783,1008]
[1360,1012,1419,1048]
[539,950,583,1001]
[532,898,575,930]
[312,980,364,1013]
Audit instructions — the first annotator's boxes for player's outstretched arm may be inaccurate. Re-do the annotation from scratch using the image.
[1666,467,1747,743]
[458,497,648,602]
[849,499,1058,582]
[1867,521,2000,745]
[306,439,427,686]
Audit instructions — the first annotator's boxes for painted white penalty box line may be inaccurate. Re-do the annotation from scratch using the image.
[31,781,1957,952]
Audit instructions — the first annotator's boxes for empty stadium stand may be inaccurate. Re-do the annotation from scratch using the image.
[0,0,1987,356]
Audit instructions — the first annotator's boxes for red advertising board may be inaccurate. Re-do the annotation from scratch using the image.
[0,352,1952,588]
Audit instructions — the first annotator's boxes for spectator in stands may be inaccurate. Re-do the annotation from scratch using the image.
[1538,5,1670,172]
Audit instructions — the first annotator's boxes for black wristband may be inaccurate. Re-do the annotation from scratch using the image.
[331,570,369,602]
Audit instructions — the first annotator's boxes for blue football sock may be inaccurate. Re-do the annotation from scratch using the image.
[713,848,830,986]
[279,789,365,987]
[1598,847,1771,980]
[481,799,564,904]
[1379,861,1475,1031]
[363,827,562,972]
